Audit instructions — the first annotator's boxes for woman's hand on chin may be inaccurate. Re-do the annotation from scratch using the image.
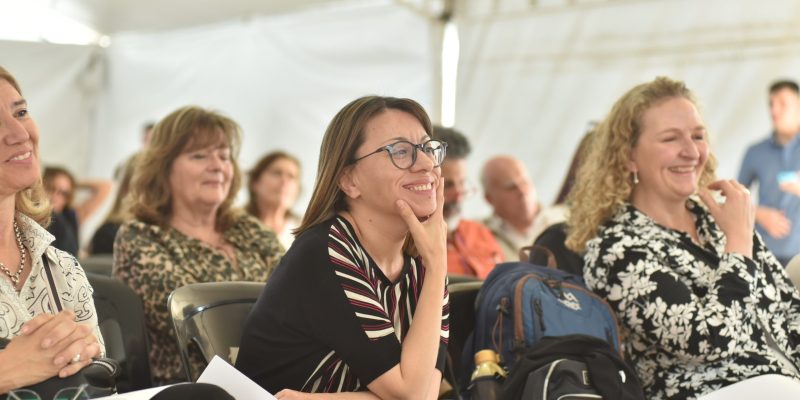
[699,180,755,258]
[396,177,447,275]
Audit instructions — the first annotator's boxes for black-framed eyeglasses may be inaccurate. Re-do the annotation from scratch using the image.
[352,139,447,170]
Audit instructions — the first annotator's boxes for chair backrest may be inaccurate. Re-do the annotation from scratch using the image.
[168,281,265,381]
[87,273,153,392]
[79,255,114,276]
[445,280,483,391]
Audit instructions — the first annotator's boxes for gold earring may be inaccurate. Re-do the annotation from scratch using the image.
[633,171,639,185]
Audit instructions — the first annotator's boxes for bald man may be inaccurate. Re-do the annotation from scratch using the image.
[481,156,540,261]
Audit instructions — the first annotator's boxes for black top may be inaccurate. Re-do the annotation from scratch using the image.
[89,222,121,255]
[47,210,79,256]
[236,216,449,393]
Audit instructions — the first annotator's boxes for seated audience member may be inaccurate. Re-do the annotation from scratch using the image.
[480,155,540,261]
[42,166,112,256]
[89,154,137,255]
[0,65,104,394]
[113,106,283,384]
[236,96,449,398]
[434,126,503,278]
[566,76,800,399]
[246,151,302,250]
[529,130,594,274]
[532,129,594,240]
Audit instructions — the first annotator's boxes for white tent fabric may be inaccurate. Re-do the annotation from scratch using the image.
[455,0,800,218]
[1,40,99,174]
[91,0,438,201]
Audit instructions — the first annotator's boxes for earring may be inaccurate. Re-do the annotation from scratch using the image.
[633,171,639,185]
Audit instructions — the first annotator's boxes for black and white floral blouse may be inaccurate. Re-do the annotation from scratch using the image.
[584,198,800,400]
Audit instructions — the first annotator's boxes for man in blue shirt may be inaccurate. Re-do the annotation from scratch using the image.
[738,80,800,265]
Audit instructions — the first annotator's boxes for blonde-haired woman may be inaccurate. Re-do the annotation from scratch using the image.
[113,106,283,384]
[0,65,103,394]
[567,76,800,399]
[237,96,449,399]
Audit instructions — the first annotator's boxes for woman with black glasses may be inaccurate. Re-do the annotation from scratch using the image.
[236,96,450,399]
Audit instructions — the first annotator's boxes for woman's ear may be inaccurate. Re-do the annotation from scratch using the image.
[338,166,361,200]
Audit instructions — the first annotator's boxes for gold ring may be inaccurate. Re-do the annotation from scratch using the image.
[71,354,81,363]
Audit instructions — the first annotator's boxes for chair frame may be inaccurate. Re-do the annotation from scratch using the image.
[168,281,265,381]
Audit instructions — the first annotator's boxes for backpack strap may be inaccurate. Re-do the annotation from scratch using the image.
[41,252,63,312]
[519,244,557,268]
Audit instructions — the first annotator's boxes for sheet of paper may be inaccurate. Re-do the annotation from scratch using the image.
[197,355,277,400]
[93,385,172,399]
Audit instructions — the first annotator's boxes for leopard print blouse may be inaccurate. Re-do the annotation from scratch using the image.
[113,213,283,384]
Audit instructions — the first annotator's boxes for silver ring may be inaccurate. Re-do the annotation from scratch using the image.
[71,353,81,364]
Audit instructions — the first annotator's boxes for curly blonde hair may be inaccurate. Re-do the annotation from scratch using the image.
[1,66,51,226]
[565,77,717,252]
[128,106,243,231]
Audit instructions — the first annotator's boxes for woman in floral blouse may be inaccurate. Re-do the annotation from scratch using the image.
[566,77,800,399]
[113,106,283,384]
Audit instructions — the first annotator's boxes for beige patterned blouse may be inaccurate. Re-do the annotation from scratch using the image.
[112,213,282,384]
[0,213,105,353]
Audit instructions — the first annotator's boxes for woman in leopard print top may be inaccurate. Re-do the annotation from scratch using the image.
[113,106,282,384]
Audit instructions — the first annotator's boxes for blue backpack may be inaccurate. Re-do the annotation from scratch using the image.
[461,261,622,387]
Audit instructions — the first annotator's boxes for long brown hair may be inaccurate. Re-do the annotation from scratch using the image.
[566,77,717,252]
[1,65,51,226]
[128,106,243,231]
[295,96,432,241]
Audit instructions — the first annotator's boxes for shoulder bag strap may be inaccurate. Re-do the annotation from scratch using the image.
[41,252,63,312]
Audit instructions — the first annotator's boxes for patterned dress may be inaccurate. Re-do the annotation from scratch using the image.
[236,216,449,393]
[0,212,104,353]
[584,199,800,399]
[113,213,283,384]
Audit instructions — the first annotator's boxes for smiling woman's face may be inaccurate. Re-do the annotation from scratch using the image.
[0,79,39,200]
[168,135,233,213]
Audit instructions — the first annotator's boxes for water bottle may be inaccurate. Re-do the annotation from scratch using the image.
[468,349,507,400]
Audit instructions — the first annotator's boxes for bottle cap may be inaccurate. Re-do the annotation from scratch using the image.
[474,349,499,365]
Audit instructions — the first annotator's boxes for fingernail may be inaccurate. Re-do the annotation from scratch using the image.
[54,356,64,365]
[20,325,29,334]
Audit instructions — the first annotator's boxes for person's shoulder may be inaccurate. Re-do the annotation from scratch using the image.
[290,217,342,255]
[593,206,657,246]
[229,213,281,245]
[115,219,166,247]
[458,219,496,237]
[44,245,82,276]
[744,135,777,155]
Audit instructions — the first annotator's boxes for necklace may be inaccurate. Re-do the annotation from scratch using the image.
[0,220,27,289]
